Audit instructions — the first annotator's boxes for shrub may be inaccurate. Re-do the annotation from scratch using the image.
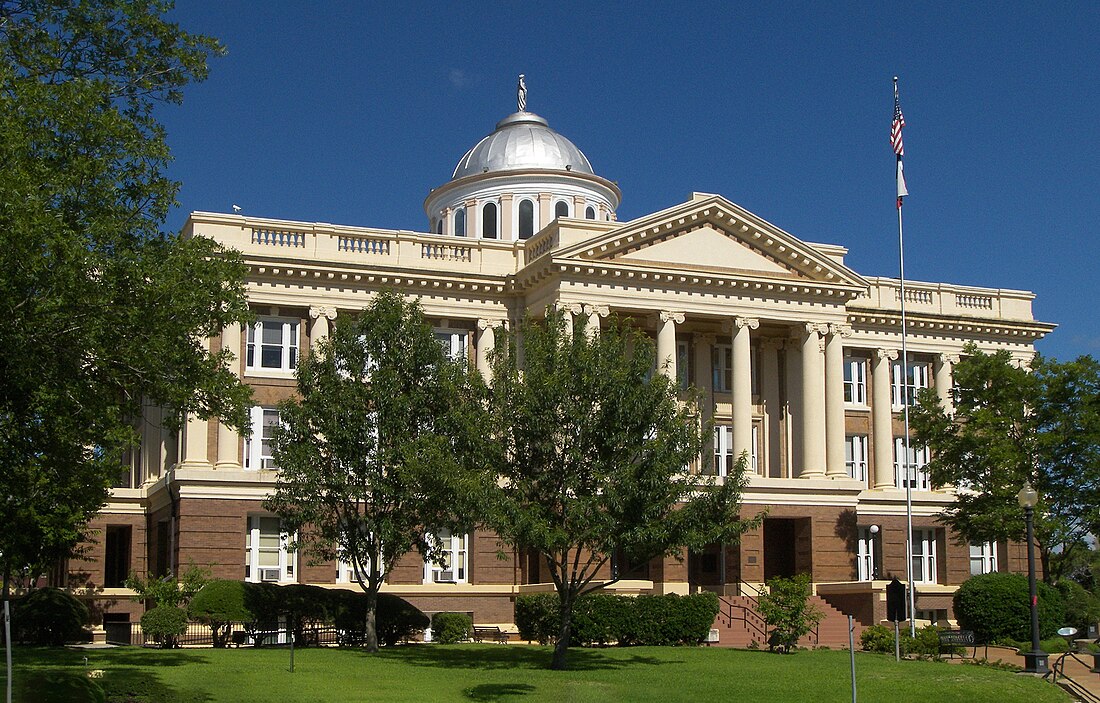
[11,588,89,645]
[860,624,911,654]
[280,584,332,646]
[755,574,822,653]
[330,590,428,646]
[954,572,1065,643]
[431,612,472,644]
[189,580,253,647]
[141,605,188,648]
[1056,579,1100,637]
[514,591,719,647]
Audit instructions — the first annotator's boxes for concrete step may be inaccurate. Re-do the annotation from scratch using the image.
[708,594,865,649]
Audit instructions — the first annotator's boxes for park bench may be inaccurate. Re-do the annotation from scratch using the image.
[471,626,509,644]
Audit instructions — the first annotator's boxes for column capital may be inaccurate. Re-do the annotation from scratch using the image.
[938,352,960,365]
[735,316,760,330]
[803,322,828,336]
[477,318,507,331]
[875,348,899,361]
[828,323,853,337]
[582,304,609,318]
[660,311,686,324]
[309,305,337,321]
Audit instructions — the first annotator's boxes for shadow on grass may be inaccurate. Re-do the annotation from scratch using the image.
[463,682,536,701]
[3,646,212,703]
[372,644,682,672]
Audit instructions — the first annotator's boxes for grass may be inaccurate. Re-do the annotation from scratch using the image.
[1,644,1072,703]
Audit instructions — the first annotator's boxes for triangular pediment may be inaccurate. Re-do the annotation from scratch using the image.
[553,194,867,289]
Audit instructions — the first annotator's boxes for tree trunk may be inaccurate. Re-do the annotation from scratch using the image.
[550,592,574,671]
[364,589,379,653]
[1039,547,1052,585]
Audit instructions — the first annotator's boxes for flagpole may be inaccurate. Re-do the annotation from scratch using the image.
[893,76,917,639]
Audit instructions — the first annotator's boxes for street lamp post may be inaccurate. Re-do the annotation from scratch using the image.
[1017,482,1048,675]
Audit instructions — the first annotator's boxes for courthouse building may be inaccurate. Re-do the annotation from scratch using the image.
[74,93,1054,637]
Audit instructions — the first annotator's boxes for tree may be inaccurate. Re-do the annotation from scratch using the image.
[756,574,822,653]
[0,2,250,594]
[264,291,487,653]
[910,344,1100,583]
[485,312,760,670]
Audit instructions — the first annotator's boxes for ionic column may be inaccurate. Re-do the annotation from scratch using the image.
[694,334,716,462]
[825,324,852,478]
[935,353,958,415]
[759,338,784,478]
[872,348,898,489]
[555,303,581,341]
[180,336,211,469]
[476,319,498,380]
[215,322,243,470]
[309,305,337,352]
[800,323,827,478]
[582,304,608,338]
[732,317,759,464]
[657,312,685,380]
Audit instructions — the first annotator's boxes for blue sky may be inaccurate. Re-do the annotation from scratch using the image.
[162,2,1099,361]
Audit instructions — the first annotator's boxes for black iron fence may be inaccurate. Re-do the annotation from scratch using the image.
[105,621,365,648]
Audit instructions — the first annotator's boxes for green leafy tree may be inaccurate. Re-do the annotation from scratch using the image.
[0,1,251,594]
[125,563,209,609]
[264,291,487,653]
[910,344,1100,582]
[755,574,822,653]
[485,312,761,670]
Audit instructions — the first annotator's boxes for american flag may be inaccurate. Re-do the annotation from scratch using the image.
[891,82,905,156]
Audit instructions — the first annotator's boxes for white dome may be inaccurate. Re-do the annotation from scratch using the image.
[451,112,594,180]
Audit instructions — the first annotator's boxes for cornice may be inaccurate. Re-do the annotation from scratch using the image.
[846,309,1056,341]
[247,260,511,296]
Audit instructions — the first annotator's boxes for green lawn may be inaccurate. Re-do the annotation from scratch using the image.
[2,644,1070,703]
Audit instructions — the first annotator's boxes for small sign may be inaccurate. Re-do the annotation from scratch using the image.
[886,577,906,622]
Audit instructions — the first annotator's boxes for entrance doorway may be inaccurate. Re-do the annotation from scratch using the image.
[763,518,811,580]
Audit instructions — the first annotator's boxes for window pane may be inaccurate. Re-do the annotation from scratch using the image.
[555,201,569,218]
[482,203,497,239]
[519,200,534,239]
[262,322,282,345]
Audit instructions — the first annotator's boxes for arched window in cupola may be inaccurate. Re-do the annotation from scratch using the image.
[454,208,466,237]
[482,202,498,239]
[555,200,569,219]
[518,199,535,240]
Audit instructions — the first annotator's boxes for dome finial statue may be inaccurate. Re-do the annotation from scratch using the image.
[517,74,527,112]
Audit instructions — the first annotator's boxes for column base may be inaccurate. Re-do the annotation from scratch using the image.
[1022,650,1049,674]
[213,461,242,471]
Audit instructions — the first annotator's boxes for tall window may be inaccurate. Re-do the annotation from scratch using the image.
[844,357,867,405]
[337,546,383,584]
[911,528,938,584]
[714,425,734,476]
[454,208,466,237]
[857,527,878,581]
[676,341,690,391]
[245,407,281,470]
[892,359,929,407]
[424,529,468,583]
[518,199,534,239]
[246,515,295,583]
[969,541,997,575]
[246,318,299,372]
[435,218,443,234]
[434,329,469,361]
[712,344,732,393]
[845,435,869,482]
[893,438,930,490]
[585,205,596,220]
[554,200,569,218]
[481,202,498,239]
[104,526,132,588]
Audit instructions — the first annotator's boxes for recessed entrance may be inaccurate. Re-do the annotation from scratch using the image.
[763,517,812,580]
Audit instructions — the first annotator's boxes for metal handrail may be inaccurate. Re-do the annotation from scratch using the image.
[1045,651,1100,703]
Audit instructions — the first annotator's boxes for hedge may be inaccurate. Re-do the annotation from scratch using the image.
[10,588,89,645]
[859,623,963,657]
[514,592,718,646]
[953,572,1065,643]
[189,580,253,647]
[430,612,472,644]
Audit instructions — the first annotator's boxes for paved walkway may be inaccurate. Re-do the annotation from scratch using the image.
[969,646,1100,701]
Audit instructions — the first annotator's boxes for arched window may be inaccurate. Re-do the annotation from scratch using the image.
[454,208,466,237]
[482,202,497,239]
[518,199,534,240]
[555,201,569,218]
[585,206,596,220]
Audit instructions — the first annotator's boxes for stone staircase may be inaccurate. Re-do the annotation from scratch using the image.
[708,593,864,649]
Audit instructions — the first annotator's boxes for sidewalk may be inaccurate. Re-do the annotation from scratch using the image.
[976,646,1100,701]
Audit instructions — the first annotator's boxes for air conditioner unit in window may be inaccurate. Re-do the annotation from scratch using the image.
[259,568,281,583]
[706,629,720,643]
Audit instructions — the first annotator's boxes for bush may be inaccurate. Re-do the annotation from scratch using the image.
[141,605,188,648]
[330,589,428,646]
[1056,579,1100,637]
[11,588,89,645]
[755,574,822,653]
[431,612,472,644]
[189,580,253,647]
[954,572,1065,643]
[513,591,719,647]
[860,624,911,654]
[280,584,332,646]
